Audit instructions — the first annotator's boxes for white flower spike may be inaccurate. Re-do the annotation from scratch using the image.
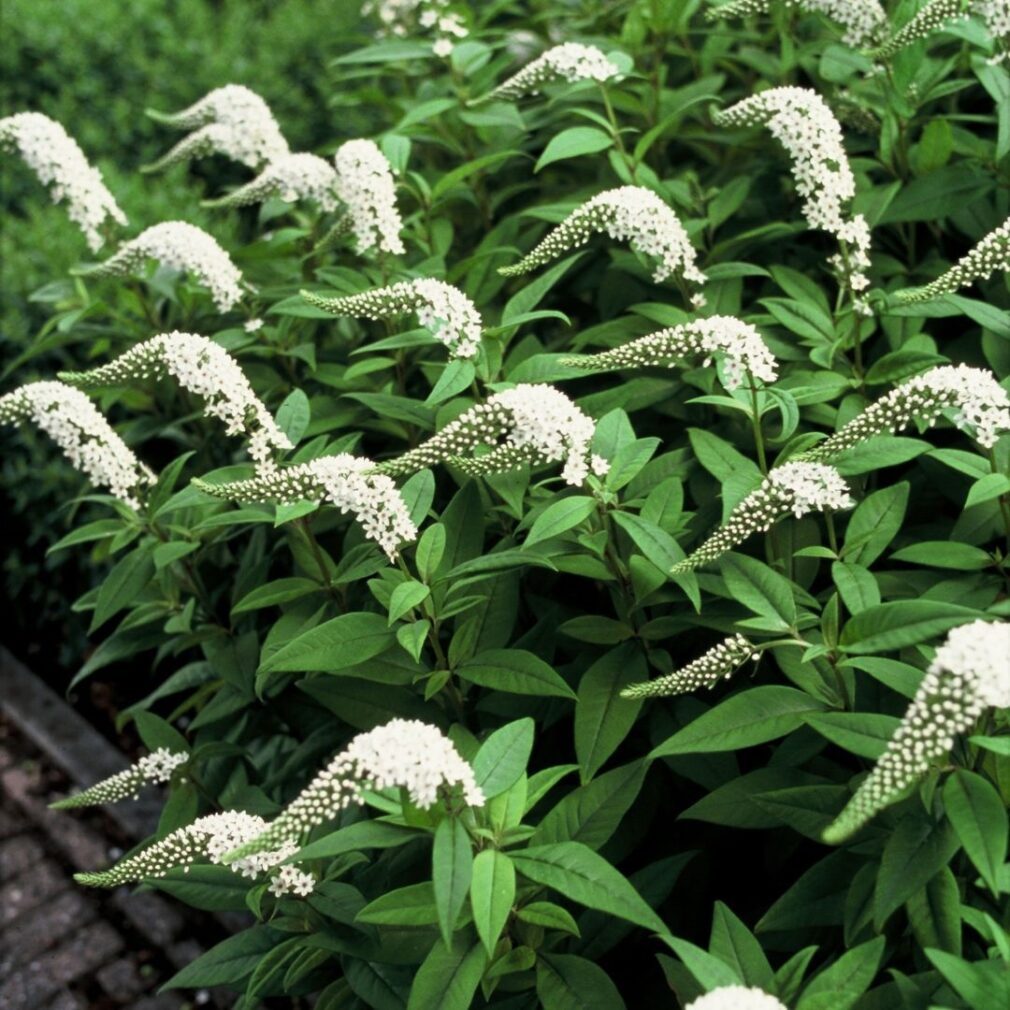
[476,42,621,103]
[824,620,1010,843]
[303,280,482,360]
[687,987,788,1010]
[375,384,609,486]
[0,112,127,251]
[196,455,418,561]
[0,381,153,508]
[871,0,965,60]
[204,153,338,211]
[621,635,758,699]
[333,139,405,255]
[706,1,887,48]
[59,332,292,472]
[671,462,854,573]
[78,221,244,312]
[52,749,187,809]
[561,316,778,391]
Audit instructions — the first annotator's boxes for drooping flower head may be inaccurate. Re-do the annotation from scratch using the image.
[374,384,609,486]
[59,333,292,471]
[144,84,289,171]
[196,455,418,560]
[803,365,1010,458]
[671,462,854,573]
[52,749,187,809]
[706,0,888,48]
[713,88,871,293]
[561,316,778,391]
[362,0,468,57]
[224,719,484,860]
[0,381,153,508]
[203,153,338,210]
[333,139,405,255]
[477,42,621,102]
[303,279,482,359]
[500,186,707,301]
[621,635,758,699]
[824,620,1010,843]
[894,218,1010,304]
[0,112,127,251]
[78,222,244,312]
[686,987,789,1010]
[871,0,965,60]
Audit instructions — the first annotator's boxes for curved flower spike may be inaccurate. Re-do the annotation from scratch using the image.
[671,462,854,574]
[621,635,757,699]
[195,455,418,560]
[500,186,707,298]
[303,279,482,360]
[333,139,405,255]
[223,719,484,862]
[713,88,870,294]
[824,620,1010,843]
[59,333,292,472]
[894,218,1010,303]
[802,364,1010,457]
[374,384,609,486]
[687,987,788,1010]
[705,1,887,47]
[870,0,964,60]
[0,112,127,251]
[144,84,288,170]
[52,749,187,809]
[76,221,244,312]
[472,42,621,103]
[561,316,778,391]
[0,381,153,508]
[203,153,338,211]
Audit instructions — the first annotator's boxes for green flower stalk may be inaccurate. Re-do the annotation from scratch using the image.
[706,0,888,48]
[51,749,187,809]
[621,635,757,698]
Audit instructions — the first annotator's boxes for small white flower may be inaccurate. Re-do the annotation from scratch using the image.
[206,153,338,211]
[478,42,621,102]
[268,865,315,898]
[52,749,187,809]
[244,318,265,333]
[362,0,467,54]
[974,1,1010,50]
[333,139,405,255]
[687,987,788,1010]
[622,635,758,699]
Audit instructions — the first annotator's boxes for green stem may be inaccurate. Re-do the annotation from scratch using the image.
[600,85,638,182]
[750,384,768,475]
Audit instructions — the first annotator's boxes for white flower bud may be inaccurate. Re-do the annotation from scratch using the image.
[477,42,620,102]
[621,635,757,698]
[52,749,187,809]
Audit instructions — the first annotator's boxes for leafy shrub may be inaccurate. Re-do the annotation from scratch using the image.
[2,2,1009,1008]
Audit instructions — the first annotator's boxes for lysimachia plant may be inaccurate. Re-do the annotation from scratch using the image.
[1,2,1009,1009]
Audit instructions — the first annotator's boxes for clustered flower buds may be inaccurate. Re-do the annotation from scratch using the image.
[0,112,127,251]
[561,316,778,390]
[224,719,484,861]
[621,635,757,699]
[500,186,707,301]
[871,0,964,60]
[303,279,482,359]
[205,153,338,211]
[79,221,244,312]
[706,0,888,48]
[686,987,789,1010]
[52,749,187,809]
[894,218,1010,303]
[197,454,418,560]
[477,42,620,102]
[333,139,405,255]
[802,364,1010,456]
[363,0,467,57]
[671,462,854,573]
[823,620,1010,843]
[144,84,289,172]
[713,88,871,294]
[0,381,153,507]
[375,384,609,486]
[59,332,292,471]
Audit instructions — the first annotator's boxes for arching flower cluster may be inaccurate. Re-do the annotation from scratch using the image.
[823,620,1010,843]
[0,381,153,508]
[0,112,127,251]
[206,153,338,211]
[375,384,609,486]
[479,42,621,102]
[895,218,1010,303]
[802,364,1010,457]
[561,316,778,391]
[713,88,871,294]
[224,719,484,861]
[196,455,418,560]
[621,635,757,699]
[687,987,789,1010]
[144,84,289,172]
[59,332,292,471]
[80,221,244,312]
[871,0,965,60]
[362,0,467,57]
[333,139,405,255]
[671,462,854,573]
[52,749,187,809]
[706,0,887,48]
[303,279,482,359]
[500,186,707,301]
